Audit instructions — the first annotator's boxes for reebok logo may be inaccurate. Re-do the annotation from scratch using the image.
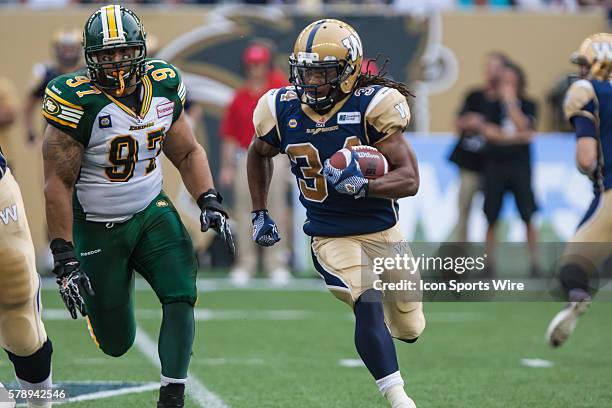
[80,249,102,257]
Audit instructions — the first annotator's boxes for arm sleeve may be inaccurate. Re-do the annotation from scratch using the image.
[364,87,410,145]
[42,79,88,145]
[253,89,281,149]
[572,116,597,139]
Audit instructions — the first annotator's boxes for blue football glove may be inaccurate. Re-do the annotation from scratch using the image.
[251,209,281,247]
[322,151,369,199]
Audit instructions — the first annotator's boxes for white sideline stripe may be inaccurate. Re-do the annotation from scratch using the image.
[134,326,228,408]
[53,383,159,405]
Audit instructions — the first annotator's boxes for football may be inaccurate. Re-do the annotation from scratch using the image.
[328,145,389,179]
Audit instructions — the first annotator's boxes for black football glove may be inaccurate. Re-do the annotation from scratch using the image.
[50,238,94,320]
[197,189,235,255]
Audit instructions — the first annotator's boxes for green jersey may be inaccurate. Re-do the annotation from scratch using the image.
[43,59,186,223]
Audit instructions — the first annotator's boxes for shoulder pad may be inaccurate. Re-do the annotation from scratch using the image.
[43,74,88,135]
[253,88,280,138]
[365,87,410,144]
[564,79,596,122]
[144,59,184,104]
[145,59,181,86]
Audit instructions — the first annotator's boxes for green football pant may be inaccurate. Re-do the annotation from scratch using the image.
[73,193,197,379]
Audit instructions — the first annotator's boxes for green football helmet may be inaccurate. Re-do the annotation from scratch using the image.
[83,5,147,94]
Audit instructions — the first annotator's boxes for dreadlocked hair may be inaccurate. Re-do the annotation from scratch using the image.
[355,56,415,98]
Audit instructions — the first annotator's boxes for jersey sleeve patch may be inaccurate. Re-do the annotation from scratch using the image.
[253,89,281,148]
[364,87,410,145]
[42,87,84,130]
[564,80,597,124]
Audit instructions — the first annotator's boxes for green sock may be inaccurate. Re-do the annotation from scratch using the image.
[159,302,195,379]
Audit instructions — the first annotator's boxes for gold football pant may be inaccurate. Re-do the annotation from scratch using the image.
[311,224,425,341]
[561,189,612,291]
[0,169,47,356]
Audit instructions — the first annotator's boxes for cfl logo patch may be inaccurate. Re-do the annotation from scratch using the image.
[0,205,18,225]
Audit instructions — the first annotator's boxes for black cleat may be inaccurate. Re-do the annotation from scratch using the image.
[157,383,185,408]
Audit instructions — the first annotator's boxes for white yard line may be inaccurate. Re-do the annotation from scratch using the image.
[134,327,228,408]
[520,358,554,368]
[55,382,159,405]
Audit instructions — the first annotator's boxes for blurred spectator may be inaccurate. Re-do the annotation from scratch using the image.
[24,27,81,145]
[219,42,292,286]
[0,77,17,160]
[480,61,540,277]
[449,52,508,241]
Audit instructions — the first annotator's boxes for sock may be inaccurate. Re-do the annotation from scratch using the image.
[375,371,405,396]
[160,375,187,387]
[159,302,195,380]
[559,263,590,297]
[354,289,399,381]
[16,374,53,407]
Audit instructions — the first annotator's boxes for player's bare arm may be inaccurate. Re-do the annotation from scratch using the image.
[42,125,83,242]
[367,132,419,199]
[247,137,279,211]
[576,137,598,175]
[163,111,214,199]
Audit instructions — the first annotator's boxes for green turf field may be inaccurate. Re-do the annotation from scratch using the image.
[1,280,611,407]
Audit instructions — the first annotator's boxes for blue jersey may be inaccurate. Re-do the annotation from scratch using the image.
[253,85,410,237]
[565,79,612,191]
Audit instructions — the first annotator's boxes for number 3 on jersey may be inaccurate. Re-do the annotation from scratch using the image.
[286,136,360,202]
[105,128,165,182]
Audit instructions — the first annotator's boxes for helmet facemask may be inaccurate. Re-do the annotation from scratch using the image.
[85,43,146,96]
[289,56,354,114]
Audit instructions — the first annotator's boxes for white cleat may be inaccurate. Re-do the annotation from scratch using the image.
[546,291,591,348]
[393,397,417,408]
